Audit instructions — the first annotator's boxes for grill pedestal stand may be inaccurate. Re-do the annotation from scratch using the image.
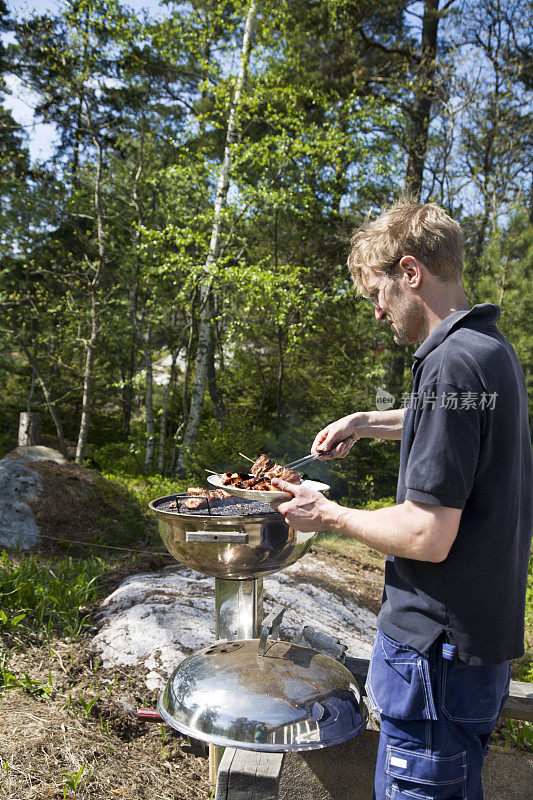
[210,576,264,778]
[215,577,263,640]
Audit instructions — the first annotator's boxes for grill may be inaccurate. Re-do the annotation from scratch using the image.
[147,492,367,760]
[149,493,315,581]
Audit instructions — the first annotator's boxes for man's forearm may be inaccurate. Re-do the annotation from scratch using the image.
[353,409,406,441]
[322,499,454,563]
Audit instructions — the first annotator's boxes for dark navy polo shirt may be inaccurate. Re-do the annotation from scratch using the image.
[378,304,533,665]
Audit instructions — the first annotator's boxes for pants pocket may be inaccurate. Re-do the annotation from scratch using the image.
[386,745,467,799]
[441,659,511,724]
[365,631,437,721]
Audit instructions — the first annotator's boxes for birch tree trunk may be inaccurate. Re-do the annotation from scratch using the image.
[171,314,195,472]
[76,283,100,464]
[207,304,225,424]
[177,0,258,471]
[76,129,105,464]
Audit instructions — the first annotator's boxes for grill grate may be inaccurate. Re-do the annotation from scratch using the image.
[156,495,277,517]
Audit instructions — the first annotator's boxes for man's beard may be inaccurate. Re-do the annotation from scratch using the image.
[389,293,427,346]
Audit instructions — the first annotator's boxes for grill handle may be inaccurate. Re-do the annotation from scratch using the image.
[137,708,163,723]
[186,530,248,544]
[297,625,347,662]
[258,604,285,656]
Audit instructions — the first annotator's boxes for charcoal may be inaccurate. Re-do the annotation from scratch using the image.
[155,495,277,517]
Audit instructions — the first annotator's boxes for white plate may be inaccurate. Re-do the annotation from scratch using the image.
[207,474,330,503]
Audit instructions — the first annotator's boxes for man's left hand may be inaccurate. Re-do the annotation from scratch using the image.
[269,478,338,532]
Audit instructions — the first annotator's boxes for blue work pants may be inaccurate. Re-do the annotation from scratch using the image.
[365,630,511,799]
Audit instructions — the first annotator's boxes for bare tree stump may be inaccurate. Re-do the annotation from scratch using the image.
[18,412,41,446]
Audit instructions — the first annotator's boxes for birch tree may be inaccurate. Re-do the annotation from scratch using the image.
[177,0,259,470]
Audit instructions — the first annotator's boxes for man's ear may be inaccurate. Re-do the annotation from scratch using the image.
[399,256,422,289]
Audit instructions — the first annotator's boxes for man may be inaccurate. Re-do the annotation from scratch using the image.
[270,198,532,800]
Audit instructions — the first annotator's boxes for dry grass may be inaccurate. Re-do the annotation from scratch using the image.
[315,533,386,571]
[0,639,211,800]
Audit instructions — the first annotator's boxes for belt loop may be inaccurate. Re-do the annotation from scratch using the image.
[441,643,457,661]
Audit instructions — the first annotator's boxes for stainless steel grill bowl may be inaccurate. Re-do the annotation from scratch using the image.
[149,494,317,579]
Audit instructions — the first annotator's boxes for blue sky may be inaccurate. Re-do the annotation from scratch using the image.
[7,0,165,17]
[4,0,169,160]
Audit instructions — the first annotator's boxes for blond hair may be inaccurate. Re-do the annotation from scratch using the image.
[348,196,463,291]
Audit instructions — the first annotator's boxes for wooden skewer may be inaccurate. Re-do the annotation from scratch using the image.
[239,452,255,463]
[205,468,219,474]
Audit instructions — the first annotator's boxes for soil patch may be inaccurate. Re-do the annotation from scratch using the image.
[28,460,145,553]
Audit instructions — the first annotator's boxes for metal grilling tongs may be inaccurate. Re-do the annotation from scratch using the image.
[283,446,338,471]
[282,452,322,470]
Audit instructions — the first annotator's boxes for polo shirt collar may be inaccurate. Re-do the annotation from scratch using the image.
[413,303,500,362]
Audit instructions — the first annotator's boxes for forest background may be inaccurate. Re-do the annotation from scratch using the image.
[0,0,531,504]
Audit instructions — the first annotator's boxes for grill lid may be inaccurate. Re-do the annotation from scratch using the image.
[157,607,368,752]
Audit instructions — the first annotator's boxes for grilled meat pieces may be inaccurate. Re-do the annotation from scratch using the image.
[220,455,302,491]
[251,455,275,477]
[182,486,230,509]
[251,454,301,484]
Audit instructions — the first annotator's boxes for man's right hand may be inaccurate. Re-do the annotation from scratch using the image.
[311,413,362,460]
[312,408,406,457]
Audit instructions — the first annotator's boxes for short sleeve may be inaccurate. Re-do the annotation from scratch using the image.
[404,382,483,509]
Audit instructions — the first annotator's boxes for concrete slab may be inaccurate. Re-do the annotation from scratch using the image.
[277,731,533,800]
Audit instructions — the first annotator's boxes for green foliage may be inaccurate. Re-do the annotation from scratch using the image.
[0,655,54,697]
[92,441,146,476]
[101,471,187,512]
[525,552,533,650]
[0,551,102,642]
[497,719,533,752]
[77,691,100,718]
[61,764,86,798]
[0,0,529,493]
[514,658,533,684]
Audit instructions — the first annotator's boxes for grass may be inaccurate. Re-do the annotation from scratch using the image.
[101,471,187,518]
[525,553,533,654]
[0,550,105,697]
[316,532,386,570]
[0,550,103,643]
[501,554,533,751]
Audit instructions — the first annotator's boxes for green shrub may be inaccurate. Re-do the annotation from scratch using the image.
[91,441,144,475]
[497,719,533,752]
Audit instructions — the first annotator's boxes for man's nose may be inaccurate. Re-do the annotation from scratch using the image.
[375,304,386,321]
